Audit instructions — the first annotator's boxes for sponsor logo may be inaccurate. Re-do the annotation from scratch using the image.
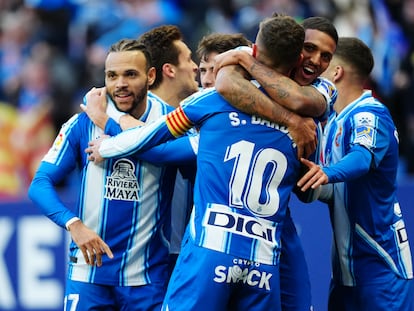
[214,265,272,290]
[104,159,139,201]
[204,209,275,243]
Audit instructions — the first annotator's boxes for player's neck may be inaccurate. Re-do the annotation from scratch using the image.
[151,86,180,108]
[334,85,364,114]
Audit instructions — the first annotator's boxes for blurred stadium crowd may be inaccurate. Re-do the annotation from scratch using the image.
[1,0,414,199]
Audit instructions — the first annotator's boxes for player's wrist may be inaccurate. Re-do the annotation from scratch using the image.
[66,217,80,231]
[284,111,301,128]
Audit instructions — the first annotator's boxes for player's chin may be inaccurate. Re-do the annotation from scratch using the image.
[115,101,133,112]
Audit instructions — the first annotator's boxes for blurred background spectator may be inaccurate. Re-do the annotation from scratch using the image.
[0,0,413,199]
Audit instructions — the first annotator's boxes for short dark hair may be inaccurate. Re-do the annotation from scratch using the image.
[335,37,374,79]
[108,39,152,71]
[138,25,183,89]
[302,16,338,46]
[196,33,252,62]
[257,14,305,70]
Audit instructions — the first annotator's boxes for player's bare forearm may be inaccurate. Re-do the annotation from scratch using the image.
[216,66,277,119]
[247,58,326,117]
[215,66,317,158]
[217,66,300,127]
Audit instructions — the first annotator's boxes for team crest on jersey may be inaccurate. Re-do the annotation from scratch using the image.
[354,112,375,147]
[335,126,342,147]
[104,159,139,201]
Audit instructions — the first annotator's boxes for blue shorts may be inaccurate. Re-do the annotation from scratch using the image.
[162,237,281,311]
[65,279,167,311]
[279,210,312,311]
[328,275,413,311]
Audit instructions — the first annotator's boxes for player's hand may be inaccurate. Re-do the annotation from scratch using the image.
[80,87,109,130]
[288,116,317,159]
[213,49,245,75]
[68,220,114,266]
[296,158,328,191]
[85,136,109,164]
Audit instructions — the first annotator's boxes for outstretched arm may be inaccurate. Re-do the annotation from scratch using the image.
[297,145,372,191]
[86,133,197,165]
[85,106,195,163]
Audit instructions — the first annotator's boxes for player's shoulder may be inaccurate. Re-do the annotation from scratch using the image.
[61,112,85,132]
[312,77,337,99]
[180,87,220,107]
[350,91,390,116]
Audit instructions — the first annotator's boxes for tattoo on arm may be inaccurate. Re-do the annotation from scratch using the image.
[248,58,325,117]
[227,66,294,126]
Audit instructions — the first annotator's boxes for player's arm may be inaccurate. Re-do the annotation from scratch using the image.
[214,49,326,117]
[29,162,78,229]
[28,118,113,266]
[86,106,195,163]
[29,164,114,266]
[214,65,317,159]
[137,135,198,165]
[297,144,372,191]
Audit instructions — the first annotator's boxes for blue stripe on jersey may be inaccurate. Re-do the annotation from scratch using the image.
[355,224,400,275]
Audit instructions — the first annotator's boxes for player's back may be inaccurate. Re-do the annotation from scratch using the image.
[182,88,301,265]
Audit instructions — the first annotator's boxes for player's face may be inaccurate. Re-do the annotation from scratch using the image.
[199,51,218,88]
[293,29,336,86]
[173,40,199,99]
[105,50,152,118]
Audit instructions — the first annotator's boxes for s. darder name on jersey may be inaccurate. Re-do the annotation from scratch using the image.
[204,207,276,243]
[228,112,289,132]
[105,159,139,201]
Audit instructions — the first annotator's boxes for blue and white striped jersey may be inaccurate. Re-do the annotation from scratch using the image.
[311,76,337,122]
[322,90,413,286]
[29,96,176,286]
[99,87,301,265]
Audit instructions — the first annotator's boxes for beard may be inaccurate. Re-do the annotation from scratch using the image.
[109,80,148,115]
[125,83,147,115]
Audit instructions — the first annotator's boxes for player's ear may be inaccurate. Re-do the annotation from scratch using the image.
[295,53,304,68]
[333,65,344,83]
[252,43,257,58]
[162,63,175,78]
[147,66,156,86]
